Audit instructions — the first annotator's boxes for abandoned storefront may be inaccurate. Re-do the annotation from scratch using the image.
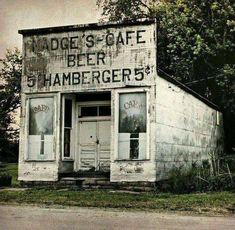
[18,20,223,186]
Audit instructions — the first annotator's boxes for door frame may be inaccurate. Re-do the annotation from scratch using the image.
[74,101,111,171]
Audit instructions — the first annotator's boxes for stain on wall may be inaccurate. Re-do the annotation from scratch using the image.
[119,162,144,174]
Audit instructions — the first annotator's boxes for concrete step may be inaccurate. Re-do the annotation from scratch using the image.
[59,171,110,178]
[59,177,111,187]
[58,177,155,191]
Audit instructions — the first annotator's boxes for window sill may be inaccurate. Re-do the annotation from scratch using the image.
[78,116,111,121]
[114,159,150,162]
[24,160,56,162]
[62,158,74,162]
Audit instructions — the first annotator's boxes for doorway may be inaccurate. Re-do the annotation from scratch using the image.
[76,102,111,171]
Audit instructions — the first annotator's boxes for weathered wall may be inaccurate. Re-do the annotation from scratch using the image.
[21,22,156,93]
[18,93,61,181]
[110,161,156,182]
[58,161,74,173]
[18,161,59,181]
[155,76,224,180]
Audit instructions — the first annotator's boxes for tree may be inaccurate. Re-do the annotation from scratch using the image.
[97,0,235,153]
[0,48,22,162]
[97,0,158,21]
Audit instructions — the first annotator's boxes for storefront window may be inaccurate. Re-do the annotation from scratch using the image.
[28,97,54,160]
[118,92,147,159]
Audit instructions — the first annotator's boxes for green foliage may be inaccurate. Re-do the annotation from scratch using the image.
[156,158,235,194]
[0,172,12,187]
[97,0,154,21]
[156,1,235,81]
[0,163,18,186]
[97,0,235,153]
[0,165,234,214]
[0,48,22,162]
[0,189,234,214]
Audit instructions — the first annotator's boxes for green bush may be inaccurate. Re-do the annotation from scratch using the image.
[0,173,12,187]
[156,158,235,194]
[0,163,19,186]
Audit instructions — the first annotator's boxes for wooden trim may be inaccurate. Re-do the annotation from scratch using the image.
[78,116,111,122]
[19,19,156,35]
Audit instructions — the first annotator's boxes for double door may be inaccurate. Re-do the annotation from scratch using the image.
[77,120,111,171]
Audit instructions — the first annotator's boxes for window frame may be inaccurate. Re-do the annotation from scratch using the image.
[216,111,220,126]
[62,94,76,161]
[114,88,150,161]
[77,101,111,122]
[25,94,57,162]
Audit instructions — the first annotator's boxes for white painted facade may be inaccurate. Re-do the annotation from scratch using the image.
[18,20,223,183]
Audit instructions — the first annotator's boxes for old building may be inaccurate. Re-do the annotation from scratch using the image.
[18,19,223,187]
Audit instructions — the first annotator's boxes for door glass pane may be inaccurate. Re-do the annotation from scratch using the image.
[81,106,97,117]
[118,93,146,159]
[99,106,111,116]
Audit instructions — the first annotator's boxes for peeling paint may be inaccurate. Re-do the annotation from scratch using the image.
[119,162,144,174]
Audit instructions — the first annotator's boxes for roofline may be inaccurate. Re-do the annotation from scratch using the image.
[18,18,156,36]
[158,72,221,111]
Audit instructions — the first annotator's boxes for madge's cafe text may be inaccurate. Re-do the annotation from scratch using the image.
[23,25,155,91]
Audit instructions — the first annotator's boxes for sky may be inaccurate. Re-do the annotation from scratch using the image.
[0,0,101,58]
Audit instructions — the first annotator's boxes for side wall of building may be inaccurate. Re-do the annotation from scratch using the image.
[155,76,224,180]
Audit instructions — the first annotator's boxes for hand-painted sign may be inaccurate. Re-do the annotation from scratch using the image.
[22,23,156,92]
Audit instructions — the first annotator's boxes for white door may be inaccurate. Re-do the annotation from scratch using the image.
[97,121,111,171]
[77,120,110,171]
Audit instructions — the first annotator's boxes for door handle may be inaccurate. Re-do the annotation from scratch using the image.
[96,139,99,145]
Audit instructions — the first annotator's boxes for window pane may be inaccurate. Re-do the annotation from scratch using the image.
[64,128,71,157]
[99,106,111,116]
[64,99,72,127]
[29,98,54,135]
[81,106,97,117]
[28,97,54,160]
[119,93,146,133]
[130,139,139,159]
[118,93,146,160]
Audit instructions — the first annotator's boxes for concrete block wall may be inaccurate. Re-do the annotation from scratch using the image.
[155,76,223,180]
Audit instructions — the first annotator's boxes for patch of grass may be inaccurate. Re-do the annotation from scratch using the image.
[0,163,234,215]
[0,189,234,215]
[0,163,18,186]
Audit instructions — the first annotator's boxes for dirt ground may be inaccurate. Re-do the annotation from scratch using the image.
[0,205,235,230]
